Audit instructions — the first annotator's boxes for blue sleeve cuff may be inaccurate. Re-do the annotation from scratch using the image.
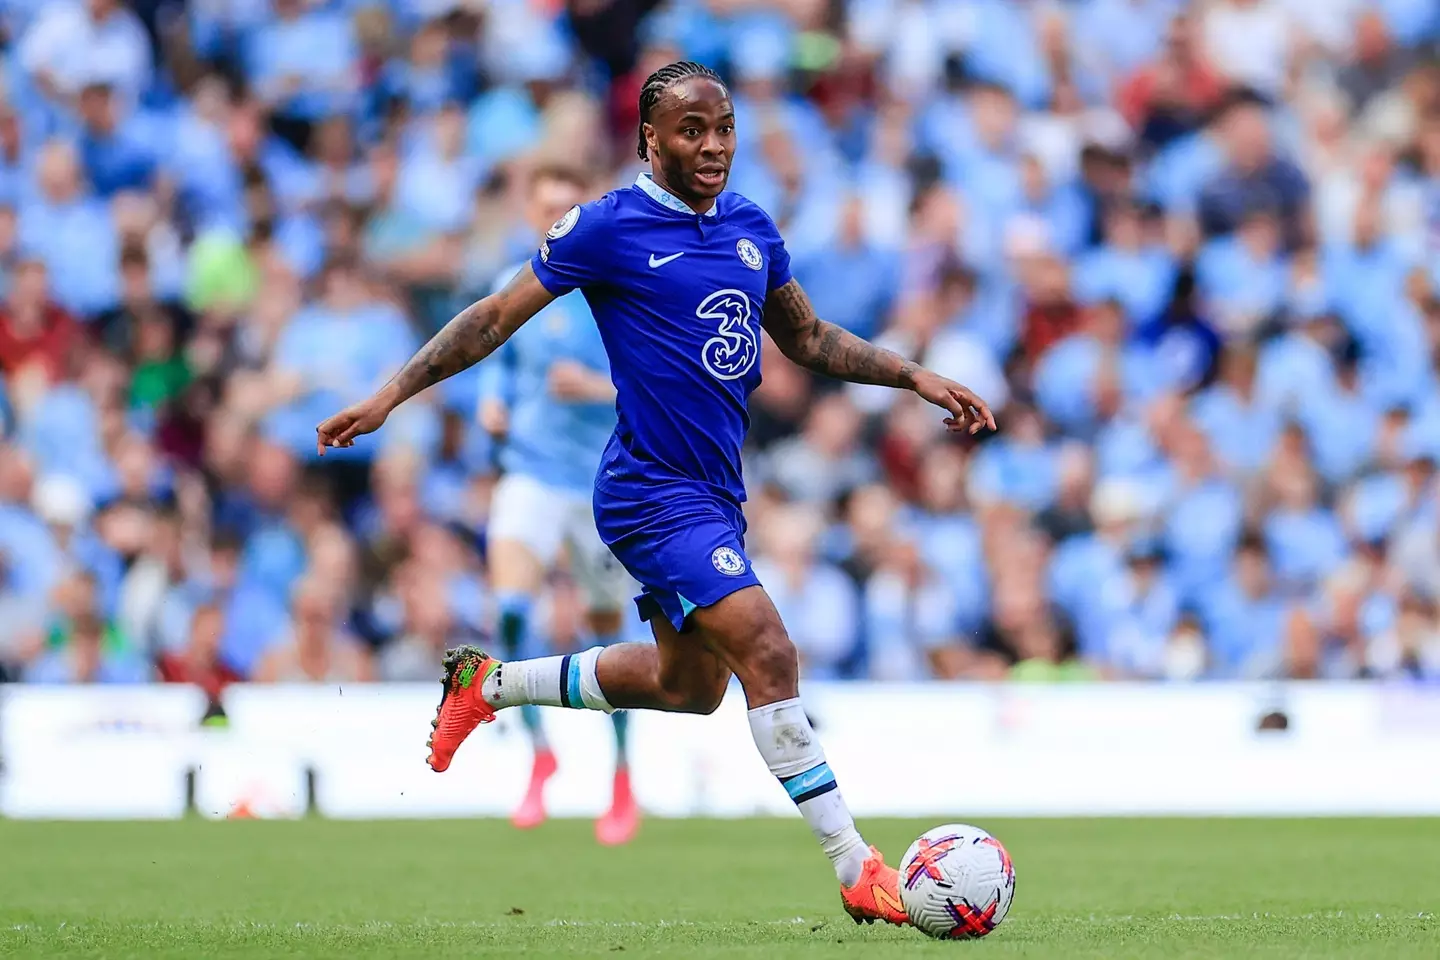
[530,250,574,297]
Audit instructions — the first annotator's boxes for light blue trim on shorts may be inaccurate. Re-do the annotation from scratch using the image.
[679,594,698,618]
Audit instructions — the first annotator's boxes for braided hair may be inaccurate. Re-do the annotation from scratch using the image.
[636,61,726,161]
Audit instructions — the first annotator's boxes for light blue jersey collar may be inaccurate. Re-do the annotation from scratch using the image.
[634,173,718,217]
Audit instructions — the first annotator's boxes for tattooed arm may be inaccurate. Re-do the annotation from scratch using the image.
[316,264,555,453]
[763,278,918,387]
[761,278,997,435]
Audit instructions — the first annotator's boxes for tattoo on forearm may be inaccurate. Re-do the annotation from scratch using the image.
[383,270,542,405]
[762,279,918,387]
[387,298,508,402]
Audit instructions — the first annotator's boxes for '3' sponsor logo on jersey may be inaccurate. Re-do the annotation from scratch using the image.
[697,289,759,381]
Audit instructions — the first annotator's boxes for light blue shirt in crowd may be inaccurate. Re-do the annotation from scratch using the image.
[1191,385,1282,475]
[395,142,483,233]
[25,649,151,684]
[1034,335,1157,437]
[466,87,541,170]
[1200,579,1288,679]
[1072,0,1176,86]
[0,504,63,599]
[911,511,989,631]
[266,301,418,459]
[1049,534,1125,627]
[1324,239,1415,344]
[1144,133,1222,213]
[1087,567,1181,672]
[1376,0,1439,45]
[966,0,1052,107]
[1195,236,1288,321]
[1073,244,1177,325]
[18,195,118,316]
[1165,479,1244,596]
[1264,507,1347,589]
[792,243,898,341]
[968,438,1060,512]
[246,9,358,120]
[1256,331,1334,415]
[1301,384,1382,489]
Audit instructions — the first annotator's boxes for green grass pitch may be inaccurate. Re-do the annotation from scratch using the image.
[2,818,1438,958]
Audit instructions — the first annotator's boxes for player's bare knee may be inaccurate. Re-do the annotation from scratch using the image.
[657,674,724,714]
[687,666,731,714]
[668,688,723,716]
[686,672,727,715]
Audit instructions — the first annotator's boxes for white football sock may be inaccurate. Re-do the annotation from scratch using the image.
[747,698,868,886]
[482,646,613,713]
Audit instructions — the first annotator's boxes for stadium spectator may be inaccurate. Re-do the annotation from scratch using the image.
[1118,12,1226,151]
[792,194,897,340]
[763,393,878,504]
[116,504,190,655]
[1200,530,1296,678]
[254,576,373,683]
[77,82,158,199]
[378,567,474,682]
[864,536,979,681]
[157,602,241,699]
[24,610,150,683]
[1196,92,1311,248]
[0,260,78,384]
[246,0,359,152]
[1091,536,1182,677]
[752,503,861,679]
[1200,0,1292,98]
[263,256,417,461]
[1367,589,1440,679]
[18,0,153,113]
[20,141,120,318]
[1340,12,1415,114]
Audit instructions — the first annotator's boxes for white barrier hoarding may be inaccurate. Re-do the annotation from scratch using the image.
[3,682,1440,819]
[0,685,207,819]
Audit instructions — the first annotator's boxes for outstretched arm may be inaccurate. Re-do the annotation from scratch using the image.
[316,264,556,453]
[761,278,997,434]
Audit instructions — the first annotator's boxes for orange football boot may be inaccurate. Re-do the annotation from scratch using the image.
[841,846,909,926]
[426,646,499,772]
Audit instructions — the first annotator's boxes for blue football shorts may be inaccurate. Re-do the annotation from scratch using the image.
[593,482,759,633]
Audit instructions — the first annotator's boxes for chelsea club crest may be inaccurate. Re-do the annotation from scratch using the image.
[736,238,763,271]
[712,546,747,576]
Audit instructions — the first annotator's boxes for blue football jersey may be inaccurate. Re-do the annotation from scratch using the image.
[529,174,792,506]
[476,262,616,492]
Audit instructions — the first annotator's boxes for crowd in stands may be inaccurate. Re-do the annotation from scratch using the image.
[0,0,1438,686]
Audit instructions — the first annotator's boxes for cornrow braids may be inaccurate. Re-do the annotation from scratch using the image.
[636,61,725,161]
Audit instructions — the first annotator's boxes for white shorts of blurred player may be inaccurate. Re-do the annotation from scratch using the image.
[488,472,635,614]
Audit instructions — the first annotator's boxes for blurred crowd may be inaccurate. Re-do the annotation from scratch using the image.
[0,0,1438,689]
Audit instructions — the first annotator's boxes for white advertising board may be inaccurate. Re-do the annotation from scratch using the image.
[0,685,206,819]
[3,682,1439,819]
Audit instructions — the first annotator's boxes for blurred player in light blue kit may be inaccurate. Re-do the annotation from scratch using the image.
[476,165,638,844]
